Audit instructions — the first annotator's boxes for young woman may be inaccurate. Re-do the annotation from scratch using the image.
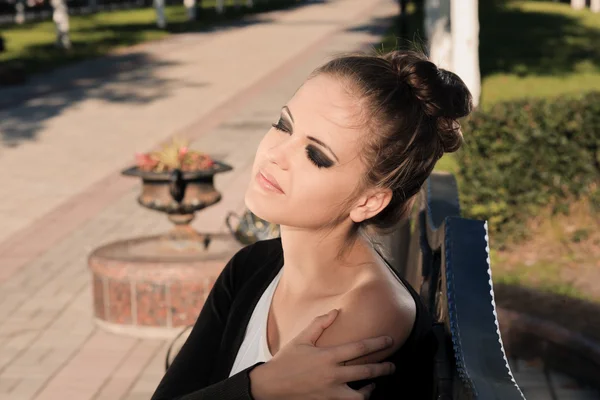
[151,49,473,400]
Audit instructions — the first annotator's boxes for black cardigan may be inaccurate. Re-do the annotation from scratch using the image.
[151,238,435,400]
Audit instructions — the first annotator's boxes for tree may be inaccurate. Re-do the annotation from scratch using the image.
[591,0,600,13]
[427,0,453,71]
[451,0,481,107]
[571,0,586,10]
[184,0,197,20]
[51,0,71,50]
[216,0,224,14]
[154,0,167,28]
[15,0,26,24]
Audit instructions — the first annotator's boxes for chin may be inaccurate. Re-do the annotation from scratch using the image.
[243,185,283,226]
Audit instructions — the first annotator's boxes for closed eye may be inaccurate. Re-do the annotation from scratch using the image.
[306,145,334,169]
[272,118,291,134]
[271,115,335,169]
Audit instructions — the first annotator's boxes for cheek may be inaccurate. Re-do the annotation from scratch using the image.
[292,169,357,211]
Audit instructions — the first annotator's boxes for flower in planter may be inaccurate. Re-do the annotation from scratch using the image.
[135,138,215,172]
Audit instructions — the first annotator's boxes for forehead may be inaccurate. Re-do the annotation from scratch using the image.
[288,74,364,134]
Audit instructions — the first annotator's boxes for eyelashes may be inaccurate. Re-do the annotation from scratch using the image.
[306,146,334,169]
[271,119,291,134]
[271,118,334,169]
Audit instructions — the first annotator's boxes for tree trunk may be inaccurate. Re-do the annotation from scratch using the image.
[184,0,196,20]
[571,0,586,10]
[154,0,167,28]
[246,0,254,7]
[423,0,437,42]
[89,0,97,12]
[591,0,600,13]
[216,0,224,14]
[451,0,481,107]
[429,0,452,71]
[50,0,71,50]
[15,0,26,24]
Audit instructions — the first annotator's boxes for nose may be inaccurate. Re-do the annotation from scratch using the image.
[265,139,293,171]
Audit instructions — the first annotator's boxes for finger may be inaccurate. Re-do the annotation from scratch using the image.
[293,309,339,345]
[330,336,393,363]
[356,383,376,399]
[337,362,395,383]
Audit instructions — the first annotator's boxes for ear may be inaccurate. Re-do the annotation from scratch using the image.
[349,188,392,223]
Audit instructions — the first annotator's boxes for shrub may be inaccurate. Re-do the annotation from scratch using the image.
[457,91,600,247]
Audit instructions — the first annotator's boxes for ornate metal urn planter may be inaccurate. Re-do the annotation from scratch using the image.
[123,161,232,232]
[88,145,241,338]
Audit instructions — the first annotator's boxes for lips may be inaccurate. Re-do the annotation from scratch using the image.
[258,170,285,194]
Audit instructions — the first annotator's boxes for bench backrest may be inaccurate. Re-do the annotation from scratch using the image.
[380,172,525,399]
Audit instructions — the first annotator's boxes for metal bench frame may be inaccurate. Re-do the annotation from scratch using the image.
[383,172,525,399]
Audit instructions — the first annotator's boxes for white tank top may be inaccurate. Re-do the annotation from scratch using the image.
[228,268,284,377]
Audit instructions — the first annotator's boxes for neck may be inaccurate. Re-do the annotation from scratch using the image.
[277,222,375,298]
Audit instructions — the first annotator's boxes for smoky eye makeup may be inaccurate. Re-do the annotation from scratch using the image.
[306,145,334,169]
[271,116,292,133]
[271,110,336,169]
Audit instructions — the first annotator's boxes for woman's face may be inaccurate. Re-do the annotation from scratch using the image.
[244,74,373,230]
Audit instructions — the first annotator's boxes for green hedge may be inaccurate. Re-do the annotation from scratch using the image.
[457,91,600,247]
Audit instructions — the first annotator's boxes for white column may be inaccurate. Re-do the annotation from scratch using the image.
[571,0,586,10]
[184,0,196,20]
[216,0,224,14]
[591,0,600,13]
[50,0,71,50]
[15,0,26,24]
[429,0,453,71]
[154,0,167,28]
[451,0,481,107]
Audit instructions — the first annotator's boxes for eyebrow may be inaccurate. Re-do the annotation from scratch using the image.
[281,106,339,163]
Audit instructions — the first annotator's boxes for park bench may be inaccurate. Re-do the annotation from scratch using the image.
[379,171,525,399]
[166,171,526,399]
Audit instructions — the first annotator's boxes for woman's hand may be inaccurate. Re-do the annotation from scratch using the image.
[249,309,395,400]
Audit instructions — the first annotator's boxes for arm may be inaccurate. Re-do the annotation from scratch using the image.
[151,245,256,400]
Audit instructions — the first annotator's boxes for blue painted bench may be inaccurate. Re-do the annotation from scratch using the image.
[381,172,525,399]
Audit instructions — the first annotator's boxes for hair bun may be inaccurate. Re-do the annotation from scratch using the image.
[384,51,474,153]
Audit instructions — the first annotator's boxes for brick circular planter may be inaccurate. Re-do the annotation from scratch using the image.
[88,232,242,338]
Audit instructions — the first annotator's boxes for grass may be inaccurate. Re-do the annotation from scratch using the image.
[476,1,600,302]
[435,1,598,174]
[479,0,600,106]
[492,260,589,300]
[492,196,600,302]
[0,0,300,76]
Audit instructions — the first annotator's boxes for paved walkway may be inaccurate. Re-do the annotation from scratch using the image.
[0,0,597,398]
[0,1,396,398]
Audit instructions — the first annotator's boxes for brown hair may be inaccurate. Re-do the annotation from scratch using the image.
[311,50,473,258]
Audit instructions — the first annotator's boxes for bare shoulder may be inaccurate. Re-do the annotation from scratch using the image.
[315,271,417,364]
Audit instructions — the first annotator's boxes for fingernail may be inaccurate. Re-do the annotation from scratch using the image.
[385,336,393,345]
[390,363,396,373]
